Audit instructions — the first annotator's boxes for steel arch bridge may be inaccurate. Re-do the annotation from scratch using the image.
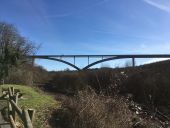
[28,54,170,70]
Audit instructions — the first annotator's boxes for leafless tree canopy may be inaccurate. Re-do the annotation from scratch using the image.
[0,22,36,79]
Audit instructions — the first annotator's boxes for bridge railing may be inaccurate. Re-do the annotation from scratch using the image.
[3,87,35,128]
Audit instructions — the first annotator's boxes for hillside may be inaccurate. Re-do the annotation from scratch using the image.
[2,60,170,128]
[39,60,170,128]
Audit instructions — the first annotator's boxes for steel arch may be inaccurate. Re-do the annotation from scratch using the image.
[82,56,125,70]
[34,57,81,71]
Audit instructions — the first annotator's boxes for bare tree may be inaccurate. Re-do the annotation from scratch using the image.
[0,22,36,82]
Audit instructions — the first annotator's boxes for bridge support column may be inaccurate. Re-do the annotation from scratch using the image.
[132,58,135,67]
[74,56,75,65]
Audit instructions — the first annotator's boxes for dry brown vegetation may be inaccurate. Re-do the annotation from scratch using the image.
[51,88,162,128]
[45,60,170,107]
[3,60,170,127]
[4,64,50,86]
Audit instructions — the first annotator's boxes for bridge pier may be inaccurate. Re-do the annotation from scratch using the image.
[132,58,135,67]
[88,56,89,65]
[73,56,75,65]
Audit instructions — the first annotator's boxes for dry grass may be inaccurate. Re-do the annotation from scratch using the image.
[55,88,134,128]
[52,87,163,128]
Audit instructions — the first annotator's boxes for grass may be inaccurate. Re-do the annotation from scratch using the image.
[0,84,59,128]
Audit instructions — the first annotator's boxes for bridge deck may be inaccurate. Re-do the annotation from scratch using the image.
[28,54,170,70]
[29,54,170,58]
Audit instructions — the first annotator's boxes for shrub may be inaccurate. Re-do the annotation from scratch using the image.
[122,69,170,106]
[55,88,133,128]
[45,71,86,94]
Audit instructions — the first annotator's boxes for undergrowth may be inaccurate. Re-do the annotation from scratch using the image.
[53,88,162,128]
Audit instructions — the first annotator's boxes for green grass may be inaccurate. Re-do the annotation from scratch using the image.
[0,84,59,128]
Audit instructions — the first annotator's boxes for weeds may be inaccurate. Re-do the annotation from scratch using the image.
[55,88,133,128]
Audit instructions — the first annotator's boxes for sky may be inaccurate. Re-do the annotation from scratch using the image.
[0,0,170,70]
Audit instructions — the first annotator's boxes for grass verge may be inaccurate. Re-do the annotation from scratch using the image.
[0,84,59,128]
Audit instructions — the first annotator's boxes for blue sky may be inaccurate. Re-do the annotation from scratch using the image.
[0,0,170,70]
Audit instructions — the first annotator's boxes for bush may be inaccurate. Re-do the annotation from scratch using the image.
[55,88,133,128]
[51,88,162,128]
[45,71,86,94]
[85,68,127,95]
[122,65,170,106]
[45,68,128,95]
[5,64,50,86]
